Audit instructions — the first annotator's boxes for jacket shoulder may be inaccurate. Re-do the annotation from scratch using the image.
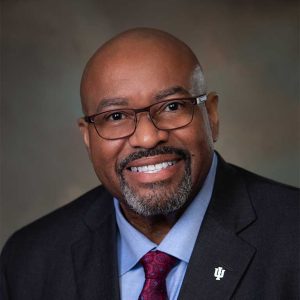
[228,163,299,235]
[231,164,299,203]
[1,185,112,260]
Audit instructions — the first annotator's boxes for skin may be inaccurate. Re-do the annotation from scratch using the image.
[79,28,219,244]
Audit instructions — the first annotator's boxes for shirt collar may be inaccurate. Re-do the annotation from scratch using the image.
[114,153,218,276]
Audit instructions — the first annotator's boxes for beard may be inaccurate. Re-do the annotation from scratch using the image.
[116,146,192,216]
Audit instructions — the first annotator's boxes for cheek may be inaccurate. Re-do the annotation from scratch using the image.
[88,133,125,191]
[180,119,214,180]
[179,117,212,153]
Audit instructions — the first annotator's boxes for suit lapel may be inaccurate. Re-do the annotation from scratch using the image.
[178,215,256,300]
[178,156,257,300]
[71,188,120,300]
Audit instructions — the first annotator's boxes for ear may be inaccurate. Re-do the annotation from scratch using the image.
[78,118,92,159]
[205,91,219,142]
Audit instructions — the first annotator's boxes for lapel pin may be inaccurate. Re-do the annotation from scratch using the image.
[214,267,225,280]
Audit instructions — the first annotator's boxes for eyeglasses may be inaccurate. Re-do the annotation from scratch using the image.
[84,94,207,140]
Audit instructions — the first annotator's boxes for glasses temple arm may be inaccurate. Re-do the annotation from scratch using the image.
[196,94,207,104]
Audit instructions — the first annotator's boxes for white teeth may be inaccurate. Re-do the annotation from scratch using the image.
[130,161,176,173]
[148,165,155,171]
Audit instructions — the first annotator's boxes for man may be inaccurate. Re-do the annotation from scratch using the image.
[1,28,299,300]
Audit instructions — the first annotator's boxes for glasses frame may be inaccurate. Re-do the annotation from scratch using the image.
[84,94,207,140]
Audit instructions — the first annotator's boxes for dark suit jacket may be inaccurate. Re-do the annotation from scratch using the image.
[1,157,299,300]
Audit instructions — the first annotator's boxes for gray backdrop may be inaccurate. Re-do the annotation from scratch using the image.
[1,0,299,249]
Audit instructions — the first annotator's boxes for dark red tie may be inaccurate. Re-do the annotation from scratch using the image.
[138,250,177,300]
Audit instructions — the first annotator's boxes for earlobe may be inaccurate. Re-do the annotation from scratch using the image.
[78,118,92,158]
[206,92,219,142]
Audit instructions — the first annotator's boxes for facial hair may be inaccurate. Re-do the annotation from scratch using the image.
[116,146,192,216]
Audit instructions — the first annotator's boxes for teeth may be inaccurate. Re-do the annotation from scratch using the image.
[130,161,176,173]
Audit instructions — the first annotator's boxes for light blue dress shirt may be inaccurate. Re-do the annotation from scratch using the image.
[113,153,217,300]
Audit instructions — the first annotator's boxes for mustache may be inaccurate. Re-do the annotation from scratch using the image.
[117,146,190,174]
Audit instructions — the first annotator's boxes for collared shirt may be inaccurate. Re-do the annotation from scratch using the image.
[113,153,217,300]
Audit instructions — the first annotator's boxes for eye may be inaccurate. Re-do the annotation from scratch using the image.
[107,112,125,121]
[164,101,184,112]
[101,110,133,123]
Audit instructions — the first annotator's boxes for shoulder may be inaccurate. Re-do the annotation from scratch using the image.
[230,163,299,206]
[214,156,299,232]
[0,186,115,298]
[1,185,113,261]
[215,155,299,209]
[225,163,299,239]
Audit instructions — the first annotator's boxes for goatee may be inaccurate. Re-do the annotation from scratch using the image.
[116,146,192,216]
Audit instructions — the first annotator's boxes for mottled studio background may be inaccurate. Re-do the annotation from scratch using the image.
[1,0,299,249]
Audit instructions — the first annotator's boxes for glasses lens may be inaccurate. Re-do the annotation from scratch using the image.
[93,109,136,139]
[150,99,195,130]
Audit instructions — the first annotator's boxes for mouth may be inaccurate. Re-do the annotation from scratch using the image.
[117,147,189,185]
[127,160,178,173]
[122,155,184,185]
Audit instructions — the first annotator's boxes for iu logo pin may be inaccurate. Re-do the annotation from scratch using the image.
[214,267,225,280]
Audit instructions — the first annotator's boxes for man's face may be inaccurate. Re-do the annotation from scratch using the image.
[79,42,218,217]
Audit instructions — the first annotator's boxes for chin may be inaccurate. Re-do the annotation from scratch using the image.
[121,173,192,217]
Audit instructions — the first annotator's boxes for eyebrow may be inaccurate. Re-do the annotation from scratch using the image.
[95,86,189,112]
[96,98,129,112]
[154,86,190,101]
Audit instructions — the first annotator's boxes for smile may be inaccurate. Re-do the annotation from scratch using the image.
[128,161,177,173]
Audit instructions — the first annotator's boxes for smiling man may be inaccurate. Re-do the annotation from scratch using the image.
[1,28,299,300]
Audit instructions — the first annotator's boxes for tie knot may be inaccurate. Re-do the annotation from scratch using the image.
[140,250,177,280]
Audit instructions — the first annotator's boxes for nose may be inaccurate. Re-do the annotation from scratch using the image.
[128,113,169,149]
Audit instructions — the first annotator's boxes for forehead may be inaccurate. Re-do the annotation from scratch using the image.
[81,39,197,112]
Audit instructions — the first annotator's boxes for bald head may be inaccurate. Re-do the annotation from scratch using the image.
[80,28,206,114]
[96,28,196,53]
